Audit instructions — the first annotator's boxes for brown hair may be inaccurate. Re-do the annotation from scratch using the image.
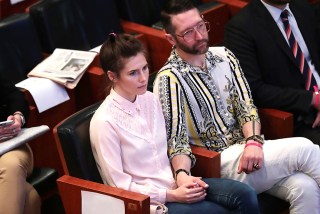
[100,33,146,77]
[160,0,197,34]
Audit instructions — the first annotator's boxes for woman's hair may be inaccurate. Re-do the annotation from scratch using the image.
[99,33,147,77]
[160,0,196,34]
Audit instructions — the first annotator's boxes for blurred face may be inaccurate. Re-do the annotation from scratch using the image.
[168,8,209,55]
[109,53,149,102]
[262,0,291,8]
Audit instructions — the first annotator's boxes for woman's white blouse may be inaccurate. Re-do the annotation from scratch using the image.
[90,89,176,204]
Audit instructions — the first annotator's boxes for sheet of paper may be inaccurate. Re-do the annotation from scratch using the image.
[81,190,125,214]
[90,45,102,53]
[10,0,24,5]
[15,77,70,113]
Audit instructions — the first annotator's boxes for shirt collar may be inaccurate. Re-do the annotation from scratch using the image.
[109,89,141,115]
[260,0,291,22]
[167,47,209,74]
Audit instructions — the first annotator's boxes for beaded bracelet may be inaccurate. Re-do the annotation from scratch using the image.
[245,135,264,145]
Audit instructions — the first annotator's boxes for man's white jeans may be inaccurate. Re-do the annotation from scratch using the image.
[220,137,320,214]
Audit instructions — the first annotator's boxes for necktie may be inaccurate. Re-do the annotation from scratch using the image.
[280,9,318,91]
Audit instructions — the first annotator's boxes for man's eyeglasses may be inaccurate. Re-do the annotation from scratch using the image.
[173,21,210,42]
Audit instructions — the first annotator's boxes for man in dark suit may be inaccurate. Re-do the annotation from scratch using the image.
[224,0,320,144]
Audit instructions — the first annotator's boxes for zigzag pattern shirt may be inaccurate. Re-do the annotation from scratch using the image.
[153,47,259,166]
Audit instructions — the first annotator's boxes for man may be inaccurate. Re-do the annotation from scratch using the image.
[224,0,320,144]
[0,77,41,214]
[153,0,320,213]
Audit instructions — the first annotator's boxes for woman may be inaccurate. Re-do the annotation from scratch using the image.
[90,33,259,214]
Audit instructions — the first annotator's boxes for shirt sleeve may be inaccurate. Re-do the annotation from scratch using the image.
[225,48,260,127]
[153,70,196,167]
[90,117,168,204]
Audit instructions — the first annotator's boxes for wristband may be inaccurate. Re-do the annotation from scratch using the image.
[175,169,190,180]
[245,142,263,149]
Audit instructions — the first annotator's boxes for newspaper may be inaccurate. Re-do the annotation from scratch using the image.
[28,49,97,89]
[0,125,49,155]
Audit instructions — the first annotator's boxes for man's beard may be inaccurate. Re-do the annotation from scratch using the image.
[176,38,209,55]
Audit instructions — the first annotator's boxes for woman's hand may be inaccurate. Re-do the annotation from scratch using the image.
[166,182,207,203]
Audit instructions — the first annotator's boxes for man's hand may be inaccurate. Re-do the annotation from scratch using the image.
[238,143,264,174]
[167,182,207,203]
[0,115,22,139]
[176,172,208,189]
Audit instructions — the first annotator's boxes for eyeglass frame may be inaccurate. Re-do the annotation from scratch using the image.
[172,20,210,43]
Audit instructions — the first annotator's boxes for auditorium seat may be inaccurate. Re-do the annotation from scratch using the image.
[28,0,92,53]
[53,101,223,213]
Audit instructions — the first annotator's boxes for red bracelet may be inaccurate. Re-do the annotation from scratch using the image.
[245,141,263,149]
[313,86,320,109]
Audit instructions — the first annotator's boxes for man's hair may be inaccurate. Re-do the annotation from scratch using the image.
[99,33,146,75]
[160,0,197,33]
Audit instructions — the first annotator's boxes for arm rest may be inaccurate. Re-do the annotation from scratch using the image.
[57,175,150,214]
[258,108,294,140]
[190,145,221,178]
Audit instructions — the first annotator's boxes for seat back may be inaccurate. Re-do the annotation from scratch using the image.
[116,0,160,26]
[72,0,123,48]
[29,0,91,53]
[0,13,43,84]
[54,101,103,183]
[29,0,124,53]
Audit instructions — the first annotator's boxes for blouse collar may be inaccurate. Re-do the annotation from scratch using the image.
[108,89,142,115]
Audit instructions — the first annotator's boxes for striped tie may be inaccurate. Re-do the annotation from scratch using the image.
[280,9,317,91]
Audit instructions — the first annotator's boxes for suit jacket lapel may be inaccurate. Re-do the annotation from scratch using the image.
[290,3,319,71]
[253,0,298,66]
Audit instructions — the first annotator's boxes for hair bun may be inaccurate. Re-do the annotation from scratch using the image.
[109,32,117,42]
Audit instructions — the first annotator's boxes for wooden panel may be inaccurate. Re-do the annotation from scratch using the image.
[57,175,150,214]
[215,0,247,16]
[201,3,230,46]
[258,108,293,140]
[191,145,221,178]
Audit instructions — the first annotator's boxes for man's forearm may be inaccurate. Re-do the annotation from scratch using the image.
[242,120,261,138]
[171,154,192,174]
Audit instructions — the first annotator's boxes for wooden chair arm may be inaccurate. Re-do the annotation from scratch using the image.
[258,108,294,140]
[190,145,221,178]
[57,175,150,214]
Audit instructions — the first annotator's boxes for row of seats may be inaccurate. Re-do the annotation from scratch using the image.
[1,0,315,213]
